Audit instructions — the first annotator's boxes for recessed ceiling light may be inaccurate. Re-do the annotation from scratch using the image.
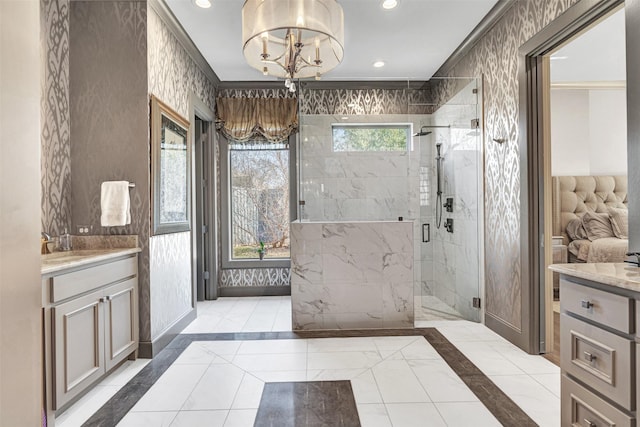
[382,0,398,9]
[373,61,385,68]
[194,0,211,9]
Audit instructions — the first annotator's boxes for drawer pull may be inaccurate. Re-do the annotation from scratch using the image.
[583,351,597,362]
[581,300,593,309]
[583,420,596,427]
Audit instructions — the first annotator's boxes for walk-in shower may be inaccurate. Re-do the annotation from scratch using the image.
[297,77,483,324]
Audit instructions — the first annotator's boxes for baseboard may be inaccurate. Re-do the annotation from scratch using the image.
[219,286,291,297]
[138,308,197,358]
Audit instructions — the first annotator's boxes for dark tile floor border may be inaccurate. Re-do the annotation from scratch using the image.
[82,328,538,426]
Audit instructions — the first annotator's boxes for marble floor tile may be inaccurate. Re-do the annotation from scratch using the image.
[223,409,258,427]
[168,410,228,427]
[181,364,245,411]
[116,411,177,427]
[409,359,478,402]
[230,373,265,409]
[55,385,121,427]
[131,364,209,412]
[307,351,382,370]
[489,374,561,427]
[531,372,561,397]
[351,370,383,404]
[356,404,392,427]
[371,359,430,403]
[434,402,502,427]
[236,339,307,354]
[254,381,360,427]
[384,402,447,427]
[233,353,307,372]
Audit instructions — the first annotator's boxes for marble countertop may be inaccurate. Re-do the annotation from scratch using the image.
[42,247,141,275]
[549,262,640,292]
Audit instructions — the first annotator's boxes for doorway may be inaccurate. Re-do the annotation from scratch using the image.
[542,6,627,364]
[194,113,218,301]
[517,0,626,356]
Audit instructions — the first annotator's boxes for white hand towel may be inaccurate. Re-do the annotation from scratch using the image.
[100,181,131,227]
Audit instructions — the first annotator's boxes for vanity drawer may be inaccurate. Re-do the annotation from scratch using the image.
[51,256,137,303]
[561,279,633,334]
[561,314,635,410]
[562,374,634,427]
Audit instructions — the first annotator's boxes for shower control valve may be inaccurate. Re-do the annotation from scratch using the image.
[444,218,454,233]
[444,197,454,212]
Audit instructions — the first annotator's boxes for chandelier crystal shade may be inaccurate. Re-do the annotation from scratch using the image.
[242,0,344,83]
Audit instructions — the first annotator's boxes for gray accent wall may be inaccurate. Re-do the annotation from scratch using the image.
[432,0,581,331]
[69,0,152,340]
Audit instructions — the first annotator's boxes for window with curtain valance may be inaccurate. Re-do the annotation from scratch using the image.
[215,97,298,145]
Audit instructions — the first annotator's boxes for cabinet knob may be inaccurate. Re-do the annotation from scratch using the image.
[584,420,596,427]
[105,295,112,301]
[99,297,106,303]
[583,351,597,362]
[581,300,593,309]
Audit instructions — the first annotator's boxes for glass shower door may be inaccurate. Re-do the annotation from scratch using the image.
[416,77,483,322]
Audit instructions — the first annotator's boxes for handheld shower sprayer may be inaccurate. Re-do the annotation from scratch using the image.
[435,142,443,229]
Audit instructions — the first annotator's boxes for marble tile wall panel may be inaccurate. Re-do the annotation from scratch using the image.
[291,221,413,330]
[41,0,71,237]
[431,0,580,329]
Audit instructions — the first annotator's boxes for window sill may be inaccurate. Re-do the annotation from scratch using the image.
[221,259,291,269]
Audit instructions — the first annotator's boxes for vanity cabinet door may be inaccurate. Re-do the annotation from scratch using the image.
[53,289,105,409]
[104,278,138,371]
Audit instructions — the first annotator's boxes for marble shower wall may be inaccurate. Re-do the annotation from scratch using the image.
[291,221,414,329]
[41,0,70,236]
[147,7,216,339]
[299,114,421,222]
[432,0,580,330]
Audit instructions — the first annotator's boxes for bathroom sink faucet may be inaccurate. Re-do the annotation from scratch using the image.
[42,231,52,241]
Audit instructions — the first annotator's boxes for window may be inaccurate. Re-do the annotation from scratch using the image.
[221,139,296,268]
[332,124,411,152]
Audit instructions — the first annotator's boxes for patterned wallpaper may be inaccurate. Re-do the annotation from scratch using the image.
[147,7,217,336]
[41,0,70,236]
[69,0,152,339]
[433,0,579,330]
[299,87,433,115]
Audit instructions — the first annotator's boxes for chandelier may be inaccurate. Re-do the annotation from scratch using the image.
[242,0,345,92]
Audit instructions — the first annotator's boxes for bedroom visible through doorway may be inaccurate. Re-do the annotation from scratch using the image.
[543,5,627,365]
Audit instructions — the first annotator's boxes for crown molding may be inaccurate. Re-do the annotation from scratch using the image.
[148,0,220,87]
[550,80,626,89]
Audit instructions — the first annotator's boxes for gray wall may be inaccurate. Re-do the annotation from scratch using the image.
[0,1,44,424]
[69,0,152,340]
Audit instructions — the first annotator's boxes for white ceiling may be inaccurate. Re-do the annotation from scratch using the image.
[165,0,500,82]
[550,8,626,82]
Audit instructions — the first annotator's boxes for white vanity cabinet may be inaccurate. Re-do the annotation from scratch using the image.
[43,251,139,413]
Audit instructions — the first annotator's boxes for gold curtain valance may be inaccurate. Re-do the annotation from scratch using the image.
[215,97,298,145]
